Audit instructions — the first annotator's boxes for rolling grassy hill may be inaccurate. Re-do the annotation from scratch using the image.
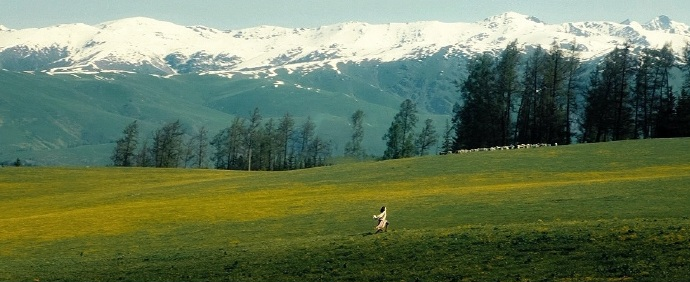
[1,138,689,281]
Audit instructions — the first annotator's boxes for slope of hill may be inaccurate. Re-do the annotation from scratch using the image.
[1,139,689,280]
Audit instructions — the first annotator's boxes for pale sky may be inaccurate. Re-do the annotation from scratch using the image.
[2,0,689,30]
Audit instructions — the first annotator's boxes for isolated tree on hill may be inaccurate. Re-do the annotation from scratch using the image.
[415,118,438,156]
[111,120,139,167]
[344,109,366,159]
[383,99,418,159]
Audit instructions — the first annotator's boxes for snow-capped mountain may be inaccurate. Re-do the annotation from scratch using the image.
[1,12,689,76]
[642,15,690,34]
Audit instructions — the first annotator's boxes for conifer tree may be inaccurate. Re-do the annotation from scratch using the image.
[193,126,209,168]
[277,113,295,170]
[246,108,262,171]
[441,119,454,154]
[494,40,521,146]
[415,118,438,156]
[344,109,366,159]
[152,120,185,168]
[454,53,496,149]
[676,43,690,137]
[581,44,635,142]
[516,46,546,144]
[383,99,418,159]
[297,117,316,168]
[111,120,139,167]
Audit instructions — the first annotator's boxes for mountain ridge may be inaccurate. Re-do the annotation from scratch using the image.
[2,12,689,77]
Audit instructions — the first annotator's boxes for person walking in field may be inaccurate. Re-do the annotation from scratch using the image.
[373,206,389,233]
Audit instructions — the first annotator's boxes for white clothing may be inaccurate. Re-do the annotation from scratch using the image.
[375,210,387,230]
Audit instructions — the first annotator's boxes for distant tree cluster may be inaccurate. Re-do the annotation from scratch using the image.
[581,43,690,141]
[448,40,690,150]
[381,99,438,160]
[111,108,333,170]
[210,109,332,171]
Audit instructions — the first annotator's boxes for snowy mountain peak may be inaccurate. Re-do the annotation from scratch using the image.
[483,12,543,25]
[643,15,690,34]
[97,17,184,31]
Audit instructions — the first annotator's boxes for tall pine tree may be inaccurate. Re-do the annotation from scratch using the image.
[454,53,496,149]
[344,109,366,159]
[383,99,418,159]
[111,120,139,167]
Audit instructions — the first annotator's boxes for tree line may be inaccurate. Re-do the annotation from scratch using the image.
[446,40,690,152]
[111,108,334,170]
[113,41,690,167]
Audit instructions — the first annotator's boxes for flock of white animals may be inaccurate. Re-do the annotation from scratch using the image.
[440,143,558,155]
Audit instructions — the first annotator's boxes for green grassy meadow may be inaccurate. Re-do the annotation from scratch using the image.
[1,139,689,281]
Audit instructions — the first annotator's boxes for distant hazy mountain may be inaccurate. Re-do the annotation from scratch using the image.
[1,12,689,166]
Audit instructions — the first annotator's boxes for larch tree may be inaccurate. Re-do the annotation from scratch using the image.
[193,126,209,168]
[246,107,262,171]
[152,120,185,168]
[277,113,295,170]
[415,118,438,156]
[454,53,496,149]
[111,120,139,167]
[344,109,366,159]
[297,117,316,169]
[383,99,418,159]
[494,40,521,146]
[440,118,454,153]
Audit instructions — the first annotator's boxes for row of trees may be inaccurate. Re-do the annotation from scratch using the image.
[450,40,580,150]
[114,41,690,167]
[111,108,334,170]
[449,40,690,151]
[581,43,690,141]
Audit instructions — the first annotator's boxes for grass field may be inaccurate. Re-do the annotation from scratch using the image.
[1,138,689,281]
